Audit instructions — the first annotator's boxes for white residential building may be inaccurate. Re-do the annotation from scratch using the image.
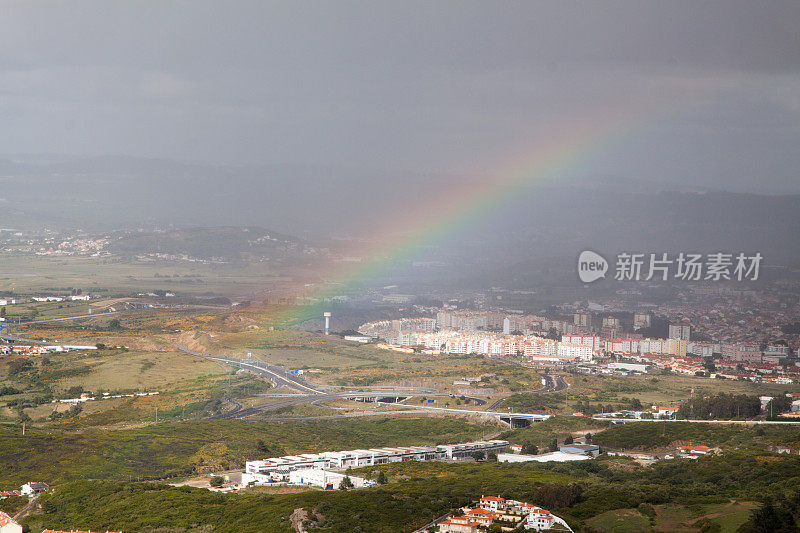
[557,342,593,362]
[0,511,22,533]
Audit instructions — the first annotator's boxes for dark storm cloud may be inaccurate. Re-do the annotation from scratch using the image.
[1,0,799,193]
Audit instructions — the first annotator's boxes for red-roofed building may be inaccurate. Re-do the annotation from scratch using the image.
[526,506,555,531]
[478,495,506,512]
[654,406,680,419]
[0,511,22,533]
[438,516,481,533]
[463,507,498,526]
[680,445,710,455]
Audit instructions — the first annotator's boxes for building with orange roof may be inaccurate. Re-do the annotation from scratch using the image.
[463,507,498,526]
[0,511,22,533]
[526,506,555,531]
[478,495,506,512]
[438,516,481,533]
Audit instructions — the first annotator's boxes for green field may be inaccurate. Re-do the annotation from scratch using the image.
[586,501,758,532]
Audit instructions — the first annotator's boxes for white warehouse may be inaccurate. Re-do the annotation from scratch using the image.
[288,469,374,490]
[243,440,509,486]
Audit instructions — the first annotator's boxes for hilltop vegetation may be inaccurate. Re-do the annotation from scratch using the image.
[592,422,800,450]
[0,417,490,486]
[22,445,800,532]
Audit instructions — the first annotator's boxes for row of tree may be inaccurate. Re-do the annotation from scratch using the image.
[676,392,793,420]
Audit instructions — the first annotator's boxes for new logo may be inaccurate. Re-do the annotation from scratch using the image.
[578,250,608,283]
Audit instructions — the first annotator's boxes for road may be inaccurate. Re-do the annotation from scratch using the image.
[13,494,39,521]
[8,309,124,325]
[487,373,568,411]
[0,305,147,344]
[173,344,554,421]
[173,344,326,394]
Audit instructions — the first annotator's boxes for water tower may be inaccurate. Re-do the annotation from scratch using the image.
[323,312,331,335]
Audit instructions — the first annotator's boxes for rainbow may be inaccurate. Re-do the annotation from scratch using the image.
[273,103,670,326]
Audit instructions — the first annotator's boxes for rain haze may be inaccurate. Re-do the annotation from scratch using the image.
[4,6,800,531]
[1,1,799,262]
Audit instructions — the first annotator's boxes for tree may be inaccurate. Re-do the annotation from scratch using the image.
[766,395,792,419]
[564,435,574,445]
[548,438,558,452]
[209,476,224,487]
[338,476,354,490]
[471,451,485,462]
[738,492,800,533]
[256,439,270,454]
[521,444,538,455]
[376,471,388,485]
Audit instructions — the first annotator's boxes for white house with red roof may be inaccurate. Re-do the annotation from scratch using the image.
[653,406,680,418]
[680,444,710,456]
[478,495,506,512]
[525,506,555,531]
[439,496,572,532]
[462,507,499,526]
[0,511,22,533]
[438,516,481,533]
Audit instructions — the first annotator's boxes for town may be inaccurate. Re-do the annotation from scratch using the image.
[358,306,800,387]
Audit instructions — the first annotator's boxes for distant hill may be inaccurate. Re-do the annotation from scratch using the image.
[107,226,302,260]
[3,154,800,267]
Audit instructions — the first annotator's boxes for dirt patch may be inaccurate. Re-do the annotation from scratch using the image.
[174,331,213,352]
[290,508,309,533]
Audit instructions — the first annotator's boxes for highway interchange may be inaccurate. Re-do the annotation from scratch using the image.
[6,321,798,426]
[172,344,553,423]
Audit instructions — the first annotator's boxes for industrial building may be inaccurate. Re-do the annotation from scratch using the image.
[288,468,373,489]
[242,440,509,486]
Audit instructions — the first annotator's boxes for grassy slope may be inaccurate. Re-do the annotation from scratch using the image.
[25,463,578,533]
[592,421,800,450]
[0,417,491,486]
[498,416,611,448]
[23,449,800,533]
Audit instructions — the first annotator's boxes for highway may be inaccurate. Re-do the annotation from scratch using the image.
[7,309,124,325]
[173,344,553,421]
[173,344,326,394]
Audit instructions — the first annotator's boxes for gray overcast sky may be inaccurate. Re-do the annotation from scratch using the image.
[2,0,799,193]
